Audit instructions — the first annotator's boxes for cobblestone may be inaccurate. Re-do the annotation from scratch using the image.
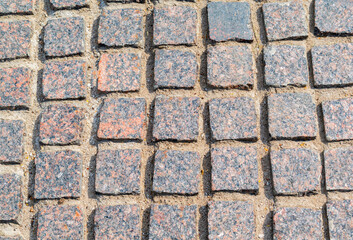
[39,104,85,145]
[97,98,146,140]
[0,20,31,60]
[322,97,353,141]
[0,0,34,14]
[154,49,197,89]
[153,150,200,195]
[94,205,140,239]
[34,150,82,199]
[42,60,86,100]
[263,1,307,41]
[0,174,22,222]
[324,147,353,191]
[49,0,87,10]
[153,96,200,141]
[211,147,258,192]
[264,45,308,87]
[149,204,197,240]
[208,201,255,240]
[207,45,253,89]
[37,205,83,240]
[0,119,24,164]
[271,148,321,195]
[98,8,143,47]
[0,236,22,240]
[312,44,353,87]
[273,207,322,239]
[207,2,253,42]
[95,149,141,195]
[327,200,353,240]
[268,93,317,140]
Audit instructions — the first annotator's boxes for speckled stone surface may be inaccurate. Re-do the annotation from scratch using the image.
[0,20,31,60]
[42,60,86,100]
[208,201,255,240]
[0,174,22,222]
[98,53,141,92]
[327,200,353,240]
[322,97,353,141]
[0,236,22,240]
[211,147,258,192]
[98,9,143,47]
[97,98,145,140]
[207,2,253,42]
[207,45,253,89]
[325,147,353,191]
[271,148,321,195]
[152,96,200,141]
[153,6,197,46]
[209,97,257,141]
[264,45,308,87]
[263,1,307,41]
[149,204,197,240]
[0,67,30,108]
[37,205,83,240]
[153,150,200,195]
[274,207,322,239]
[154,49,197,89]
[268,93,317,140]
[44,17,84,57]
[34,150,82,199]
[39,104,85,145]
[49,0,87,9]
[0,119,24,164]
[0,0,34,14]
[95,149,141,195]
[315,0,353,35]
[95,205,140,239]
[312,44,353,87]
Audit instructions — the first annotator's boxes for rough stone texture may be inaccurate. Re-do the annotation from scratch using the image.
[0,236,22,240]
[0,67,30,108]
[264,45,308,87]
[49,0,87,9]
[37,205,83,240]
[153,150,200,195]
[312,44,353,87]
[0,119,24,164]
[0,174,22,222]
[95,149,141,195]
[97,98,146,140]
[98,8,143,47]
[153,6,197,46]
[271,148,321,195]
[209,97,257,141]
[273,207,322,240]
[268,93,317,140]
[0,0,34,14]
[322,97,353,141]
[324,147,353,191]
[39,104,85,145]
[107,0,144,2]
[44,17,84,57]
[207,45,253,89]
[263,1,307,41]
[95,205,140,240]
[327,200,353,240]
[211,147,258,192]
[34,150,82,199]
[152,96,200,141]
[98,53,141,92]
[208,201,255,240]
[42,60,86,100]
[315,0,353,35]
[149,204,197,240]
[154,49,197,89]
[207,2,253,42]
[0,20,31,60]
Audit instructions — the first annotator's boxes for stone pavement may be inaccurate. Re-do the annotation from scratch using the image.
[0,0,352,239]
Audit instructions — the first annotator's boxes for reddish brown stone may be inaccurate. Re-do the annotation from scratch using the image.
[327,200,353,239]
[0,174,22,222]
[0,119,24,164]
[0,0,34,14]
[49,0,87,9]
